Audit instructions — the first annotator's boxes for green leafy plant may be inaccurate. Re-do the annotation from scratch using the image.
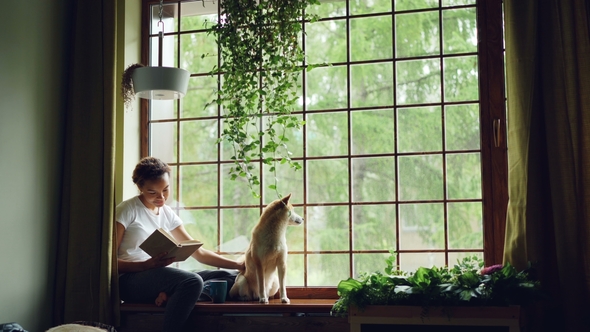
[331,251,542,316]
[209,0,319,198]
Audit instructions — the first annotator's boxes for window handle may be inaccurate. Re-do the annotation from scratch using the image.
[493,118,501,148]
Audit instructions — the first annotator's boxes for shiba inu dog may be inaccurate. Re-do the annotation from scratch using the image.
[229,193,303,304]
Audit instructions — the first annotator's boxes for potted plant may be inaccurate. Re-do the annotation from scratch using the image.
[332,252,542,330]
[121,63,145,108]
[208,0,319,198]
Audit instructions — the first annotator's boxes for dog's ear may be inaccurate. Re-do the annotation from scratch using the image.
[281,193,292,205]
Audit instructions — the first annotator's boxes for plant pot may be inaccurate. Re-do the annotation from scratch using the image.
[348,305,522,332]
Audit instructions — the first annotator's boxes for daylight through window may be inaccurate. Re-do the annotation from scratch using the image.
[139,0,506,287]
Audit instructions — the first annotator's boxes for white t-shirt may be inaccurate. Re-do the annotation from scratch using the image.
[116,196,183,262]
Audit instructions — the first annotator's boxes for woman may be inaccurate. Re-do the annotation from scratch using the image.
[116,157,244,331]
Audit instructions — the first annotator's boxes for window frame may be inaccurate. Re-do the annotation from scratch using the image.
[137,0,508,285]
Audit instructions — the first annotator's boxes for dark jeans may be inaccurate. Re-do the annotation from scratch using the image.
[119,267,237,332]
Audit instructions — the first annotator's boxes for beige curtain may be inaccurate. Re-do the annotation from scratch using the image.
[503,0,590,331]
[54,0,119,326]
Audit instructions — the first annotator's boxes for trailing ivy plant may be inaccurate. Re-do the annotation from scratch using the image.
[121,63,145,109]
[209,0,319,198]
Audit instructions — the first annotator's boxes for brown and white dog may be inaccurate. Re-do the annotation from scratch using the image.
[229,193,303,304]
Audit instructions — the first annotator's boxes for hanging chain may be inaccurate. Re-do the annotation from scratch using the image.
[157,0,164,66]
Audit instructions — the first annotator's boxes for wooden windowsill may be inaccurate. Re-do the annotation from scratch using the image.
[120,298,337,314]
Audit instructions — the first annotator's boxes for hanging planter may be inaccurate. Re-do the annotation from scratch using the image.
[209,0,319,198]
[121,0,189,108]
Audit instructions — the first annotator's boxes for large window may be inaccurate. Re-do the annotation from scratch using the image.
[138,0,507,287]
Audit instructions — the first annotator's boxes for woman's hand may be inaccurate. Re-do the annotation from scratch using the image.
[143,252,176,270]
[236,260,246,272]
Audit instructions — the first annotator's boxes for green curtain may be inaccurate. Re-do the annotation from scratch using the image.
[504,0,590,331]
[54,0,119,326]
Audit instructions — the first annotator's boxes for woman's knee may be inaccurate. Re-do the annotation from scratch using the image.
[177,273,204,295]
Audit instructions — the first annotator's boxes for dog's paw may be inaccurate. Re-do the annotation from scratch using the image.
[259,297,270,304]
[281,297,290,304]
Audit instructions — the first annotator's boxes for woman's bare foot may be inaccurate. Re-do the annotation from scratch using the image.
[155,292,168,307]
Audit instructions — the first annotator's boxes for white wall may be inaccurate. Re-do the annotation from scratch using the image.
[116,0,143,203]
[0,0,67,330]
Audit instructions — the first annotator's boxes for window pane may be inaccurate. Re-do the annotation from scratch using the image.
[352,157,396,202]
[149,35,179,67]
[351,109,395,155]
[395,0,438,11]
[261,114,304,158]
[399,252,445,272]
[306,65,348,110]
[307,159,349,203]
[398,155,444,200]
[445,104,480,150]
[399,203,444,250]
[180,119,218,162]
[306,112,348,157]
[398,106,442,153]
[446,152,482,199]
[168,167,178,203]
[308,253,349,286]
[308,205,349,251]
[287,212,305,252]
[306,1,346,19]
[395,11,439,58]
[181,209,217,249]
[180,164,218,206]
[351,62,394,108]
[262,162,304,206]
[305,19,347,64]
[177,208,218,271]
[181,31,217,74]
[442,7,477,54]
[444,55,479,102]
[353,253,390,277]
[150,121,177,164]
[350,16,393,61]
[351,0,392,15]
[448,202,483,249]
[181,75,218,118]
[442,0,476,7]
[151,4,177,34]
[286,254,305,286]
[353,205,396,250]
[151,99,177,120]
[396,59,441,105]
[221,207,259,251]
[219,117,259,162]
[220,163,259,206]
[352,254,389,278]
[180,1,217,31]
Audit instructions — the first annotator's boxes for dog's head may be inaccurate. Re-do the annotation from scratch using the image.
[278,193,303,226]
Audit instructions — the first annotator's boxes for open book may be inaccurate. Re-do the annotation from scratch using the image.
[139,228,203,262]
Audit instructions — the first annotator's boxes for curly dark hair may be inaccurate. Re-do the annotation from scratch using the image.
[132,157,171,188]
[121,63,145,108]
